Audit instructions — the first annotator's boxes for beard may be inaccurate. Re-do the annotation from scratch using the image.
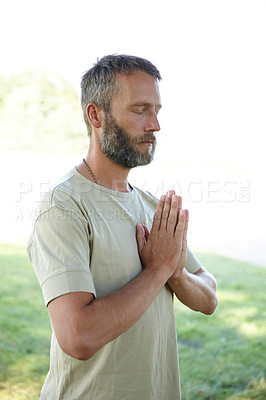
[100,112,156,169]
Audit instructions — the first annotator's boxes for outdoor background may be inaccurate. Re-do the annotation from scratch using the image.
[0,0,265,399]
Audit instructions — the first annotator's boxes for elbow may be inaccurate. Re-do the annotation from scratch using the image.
[59,342,94,361]
[204,276,218,315]
[72,335,102,361]
[58,331,100,361]
[203,294,218,315]
[72,351,96,361]
[68,344,97,361]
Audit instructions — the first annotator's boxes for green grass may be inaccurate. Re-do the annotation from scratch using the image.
[0,243,50,400]
[175,253,266,400]
[0,244,265,399]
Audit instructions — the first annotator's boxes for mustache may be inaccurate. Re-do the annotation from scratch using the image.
[137,134,157,143]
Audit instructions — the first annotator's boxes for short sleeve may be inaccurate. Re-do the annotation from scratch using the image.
[27,206,96,306]
[185,247,203,274]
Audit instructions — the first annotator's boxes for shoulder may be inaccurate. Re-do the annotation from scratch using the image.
[27,169,94,247]
[34,168,96,219]
[43,168,83,205]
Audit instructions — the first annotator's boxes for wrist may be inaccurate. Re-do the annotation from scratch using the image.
[142,264,172,287]
[168,267,187,286]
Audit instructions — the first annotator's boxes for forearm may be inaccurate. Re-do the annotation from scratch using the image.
[75,267,170,359]
[167,269,218,315]
[49,193,190,360]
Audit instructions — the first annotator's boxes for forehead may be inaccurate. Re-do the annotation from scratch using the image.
[112,70,161,108]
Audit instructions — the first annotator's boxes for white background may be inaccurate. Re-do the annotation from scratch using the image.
[1,0,265,266]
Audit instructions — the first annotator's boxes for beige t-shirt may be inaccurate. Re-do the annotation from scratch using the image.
[27,168,202,400]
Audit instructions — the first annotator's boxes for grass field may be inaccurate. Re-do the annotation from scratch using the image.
[175,253,266,400]
[0,243,265,399]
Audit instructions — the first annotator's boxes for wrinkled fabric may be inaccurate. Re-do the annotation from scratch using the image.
[27,168,202,400]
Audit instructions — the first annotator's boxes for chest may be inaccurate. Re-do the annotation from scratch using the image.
[87,199,154,297]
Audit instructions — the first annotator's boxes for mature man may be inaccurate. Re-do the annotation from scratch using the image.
[27,54,217,400]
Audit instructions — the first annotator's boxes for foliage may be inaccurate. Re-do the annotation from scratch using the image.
[0,244,265,399]
[0,70,87,156]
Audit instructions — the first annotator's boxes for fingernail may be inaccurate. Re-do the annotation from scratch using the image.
[161,195,166,201]
[172,195,177,202]
[167,191,172,198]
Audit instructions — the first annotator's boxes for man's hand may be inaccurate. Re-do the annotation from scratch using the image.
[136,191,189,281]
[48,191,190,361]
[136,191,217,316]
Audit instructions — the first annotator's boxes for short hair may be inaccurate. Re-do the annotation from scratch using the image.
[81,54,162,136]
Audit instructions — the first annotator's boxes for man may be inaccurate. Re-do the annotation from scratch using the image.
[27,54,217,400]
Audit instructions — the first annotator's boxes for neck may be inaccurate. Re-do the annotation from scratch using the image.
[77,145,132,192]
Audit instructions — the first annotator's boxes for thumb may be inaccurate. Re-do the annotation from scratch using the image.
[142,225,150,241]
[136,224,146,253]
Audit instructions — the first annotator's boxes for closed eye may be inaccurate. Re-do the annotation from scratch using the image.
[130,102,162,114]
[133,109,146,114]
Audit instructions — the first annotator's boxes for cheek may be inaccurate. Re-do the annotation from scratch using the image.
[119,116,143,134]
[128,115,146,131]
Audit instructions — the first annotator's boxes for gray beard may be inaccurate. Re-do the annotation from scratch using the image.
[100,113,156,169]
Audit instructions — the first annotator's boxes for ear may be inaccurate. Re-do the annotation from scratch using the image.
[86,103,103,129]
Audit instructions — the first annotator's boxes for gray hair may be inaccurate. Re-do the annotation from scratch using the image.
[81,54,162,136]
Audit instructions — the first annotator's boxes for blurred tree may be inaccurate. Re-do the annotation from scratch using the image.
[0,70,87,156]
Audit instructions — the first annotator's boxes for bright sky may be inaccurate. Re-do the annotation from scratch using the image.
[1,0,266,264]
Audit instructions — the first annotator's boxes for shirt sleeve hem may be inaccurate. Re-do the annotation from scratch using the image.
[185,247,203,274]
[41,270,96,306]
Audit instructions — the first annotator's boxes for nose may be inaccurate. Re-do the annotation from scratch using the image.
[145,111,161,133]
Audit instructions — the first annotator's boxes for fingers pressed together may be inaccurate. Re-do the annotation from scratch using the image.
[154,191,189,237]
[136,190,189,277]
